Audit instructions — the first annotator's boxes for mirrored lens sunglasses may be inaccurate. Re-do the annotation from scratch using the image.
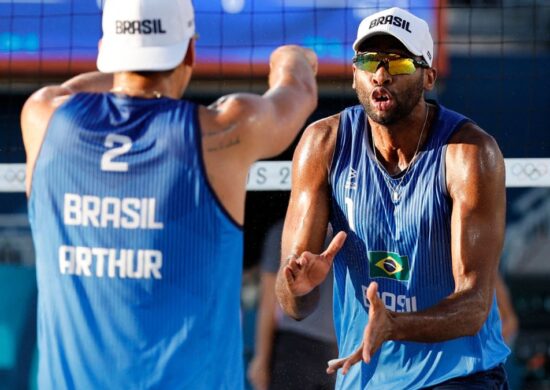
[352,52,429,75]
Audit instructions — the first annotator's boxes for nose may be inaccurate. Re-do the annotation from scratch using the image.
[372,62,392,85]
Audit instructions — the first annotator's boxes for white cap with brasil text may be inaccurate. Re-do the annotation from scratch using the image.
[353,7,434,67]
[97,0,195,73]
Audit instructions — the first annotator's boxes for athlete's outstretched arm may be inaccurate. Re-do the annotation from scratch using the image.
[199,45,319,225]
[328,122,506,374]
[201,45,318,164]
[275,115,345,320]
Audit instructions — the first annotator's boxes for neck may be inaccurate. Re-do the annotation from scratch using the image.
[112,71,183,99]
[111,86,164,99]
[371,102,431,174]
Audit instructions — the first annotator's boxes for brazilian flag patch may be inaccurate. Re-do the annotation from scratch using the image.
[368,251,410,281]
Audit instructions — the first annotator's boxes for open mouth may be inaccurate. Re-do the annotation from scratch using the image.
[372,88,391,102]
[371,88,393,109]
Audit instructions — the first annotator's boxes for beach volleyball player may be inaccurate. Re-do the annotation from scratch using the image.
[20,0,317,388]
[276,7,510,389]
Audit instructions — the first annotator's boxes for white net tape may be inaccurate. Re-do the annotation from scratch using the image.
[1,159,549,193]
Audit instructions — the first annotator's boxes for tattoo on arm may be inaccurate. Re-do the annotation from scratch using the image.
[206,135,241,152]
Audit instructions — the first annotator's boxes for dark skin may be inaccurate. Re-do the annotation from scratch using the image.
[21,43,318,225]
[275,35,506,374]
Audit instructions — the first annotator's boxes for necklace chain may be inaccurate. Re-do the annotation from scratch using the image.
[371,105,430,203]
[110,86,163,99]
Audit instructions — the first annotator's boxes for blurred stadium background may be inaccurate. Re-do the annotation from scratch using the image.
[0,0,549,389]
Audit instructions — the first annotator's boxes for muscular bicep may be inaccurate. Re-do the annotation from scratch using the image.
[447,124,505,308]
[204,85,315,164]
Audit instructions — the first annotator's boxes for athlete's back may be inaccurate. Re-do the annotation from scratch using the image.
[30,93,244,388]
[21,0,318,387]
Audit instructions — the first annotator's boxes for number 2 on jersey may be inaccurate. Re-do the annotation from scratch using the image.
[101,134,132,172]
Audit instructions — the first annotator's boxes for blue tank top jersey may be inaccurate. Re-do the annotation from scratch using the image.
[329,103,509,389]
[28,93,244,389]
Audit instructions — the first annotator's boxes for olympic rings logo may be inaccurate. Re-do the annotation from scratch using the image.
[510,162,549,181]
[0,168,25,183]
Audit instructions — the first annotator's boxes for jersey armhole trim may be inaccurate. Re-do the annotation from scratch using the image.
[193,104,243,231]
[440,144,449,199]
[327,115,343,188]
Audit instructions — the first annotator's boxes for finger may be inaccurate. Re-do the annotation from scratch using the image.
[296,251,313,266]
[286,258,302,274]
[321,231,347,260]
[362,343,373,364]
[362,328,381,364]
[283,266,295,283]
[366,281,379,307]
[327,345,362,375]
[326,357,346,374]
[341,349,362,375]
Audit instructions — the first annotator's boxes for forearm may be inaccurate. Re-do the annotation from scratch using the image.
[61,71,113,94]
[389,288,491,342]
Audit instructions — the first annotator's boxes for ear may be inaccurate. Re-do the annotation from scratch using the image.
[352,66,357,90]
[183,38,195,67]
[423,67,437,91]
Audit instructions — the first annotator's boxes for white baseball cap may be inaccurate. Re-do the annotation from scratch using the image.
[352,7,434,67]
[97,0,195,73]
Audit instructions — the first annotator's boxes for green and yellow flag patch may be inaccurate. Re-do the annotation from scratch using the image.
[368,251,410,281]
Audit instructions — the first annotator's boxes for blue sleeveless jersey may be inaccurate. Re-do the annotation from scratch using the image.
[28,93,244,389]
[329,103,509,389]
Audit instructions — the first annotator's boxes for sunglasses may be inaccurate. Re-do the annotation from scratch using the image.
[352,52,429,75]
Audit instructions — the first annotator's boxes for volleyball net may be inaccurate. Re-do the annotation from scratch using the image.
[0,1,549,385]
[1,0,548,180]
[1,0,549,269]
[1,159,550,193]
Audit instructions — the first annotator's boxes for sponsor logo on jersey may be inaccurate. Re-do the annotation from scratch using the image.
[368,250,410,281]
[345,168,358,189]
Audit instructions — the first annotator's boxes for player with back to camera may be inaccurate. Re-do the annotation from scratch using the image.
[275,7,510,389]
[20,0,317,388]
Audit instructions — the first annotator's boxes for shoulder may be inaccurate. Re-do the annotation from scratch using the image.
[446,121,505,199]
[197,93,262,164]
[21,85,73,131]
[447,121,502,164]
[23,85,73,113]
[21,85,73,196]
[198,93,271,133]
[197,92,282,159]
[298,113,340,154]
[21,84,73,141]
[293,113,341,177]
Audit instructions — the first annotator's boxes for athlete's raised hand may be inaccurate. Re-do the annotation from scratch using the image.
[326,282,393,375]
[282,231,346,297]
